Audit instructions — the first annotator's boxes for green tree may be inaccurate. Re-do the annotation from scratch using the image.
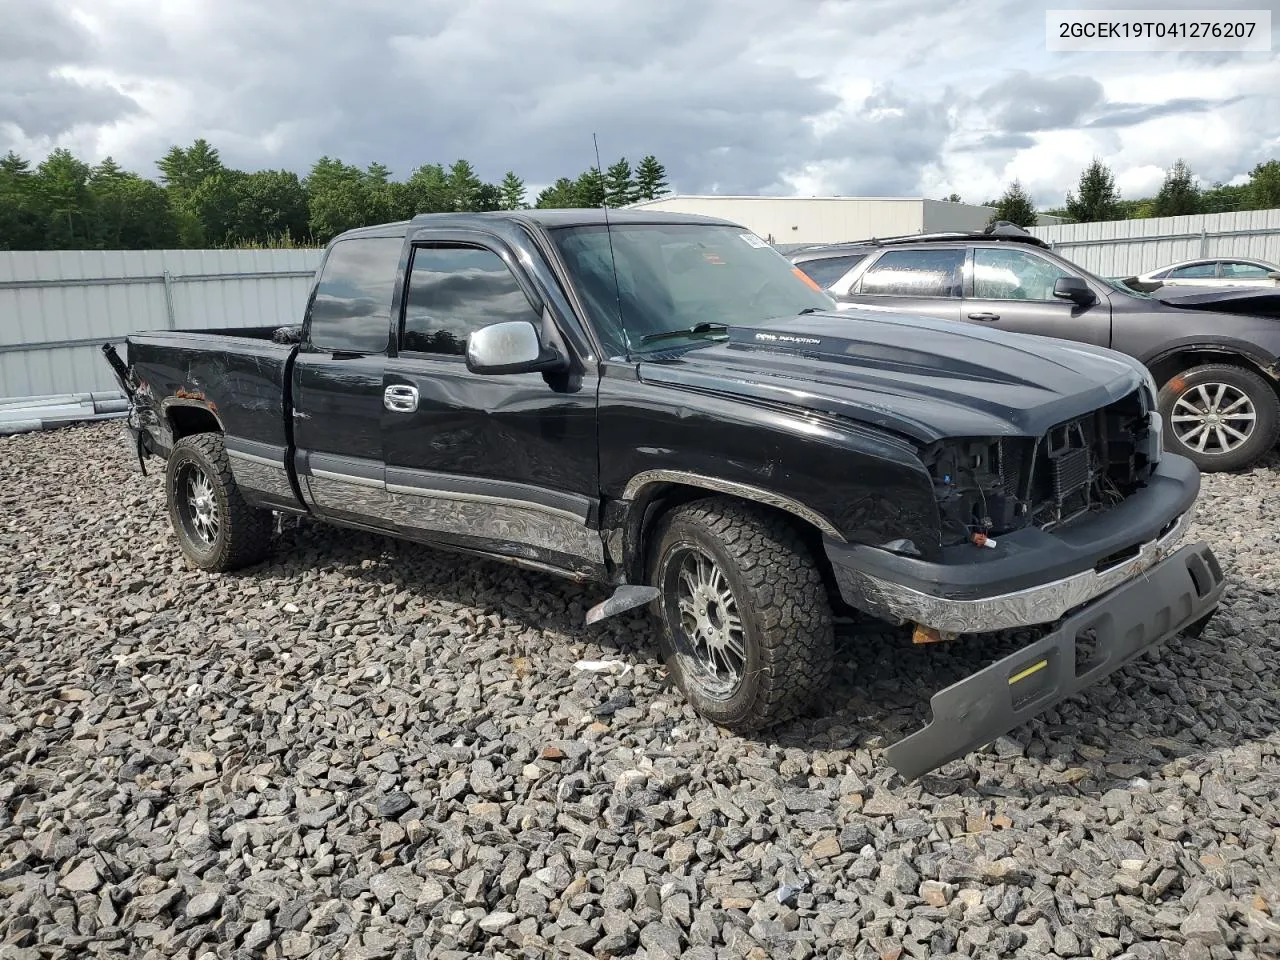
[446,159,483,211]
[404,163,451,215]
[34,148,94,247]
[1065,158,1121,223]
[157,138,224,195]
[0,151,46,249]
[228,169,309,243]
[1200,182,1250,214]
[634,155,669,201]
[945,192,962,202]
[90,174,179,248]
[988,179,1038,227]
[305,157,375,242]
[1153,159,1200,217]
[498,171,526,210]
[604,157,637,207]
[473,182,501,212]
[535,177,580,208]
[574,167,606,208]
[1246,159,1280,209]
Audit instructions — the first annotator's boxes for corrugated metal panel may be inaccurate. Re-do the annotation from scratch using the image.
[0,248,324,401]
[1030,208,1280,278]
[631,196,933,244]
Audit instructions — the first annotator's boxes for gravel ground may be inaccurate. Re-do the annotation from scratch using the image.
[1,421,1278,960]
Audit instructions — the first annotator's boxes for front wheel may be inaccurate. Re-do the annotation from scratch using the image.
[1159,364,1280,472]
[165,433,273,571]
[649,497,834,732]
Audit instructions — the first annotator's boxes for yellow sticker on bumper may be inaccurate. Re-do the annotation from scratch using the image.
[1008,659,1049,685]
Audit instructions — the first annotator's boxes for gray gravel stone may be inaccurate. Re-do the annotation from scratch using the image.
[1,423,1278,960]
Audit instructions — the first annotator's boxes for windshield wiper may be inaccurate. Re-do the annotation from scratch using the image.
[797,307,822,315]
[638,322,730,346]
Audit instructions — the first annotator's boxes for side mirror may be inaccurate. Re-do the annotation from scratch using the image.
[1267,271,1280,281]
[466,320,569,376]
[1053,276,1097,306]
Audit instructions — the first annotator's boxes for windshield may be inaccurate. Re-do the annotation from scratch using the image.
[1103,276,1152,299]
[550,223,835,355]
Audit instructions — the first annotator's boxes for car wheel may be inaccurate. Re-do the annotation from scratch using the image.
[166,433,273,571]
[1159,363,1280,472]
[649,496,834,732]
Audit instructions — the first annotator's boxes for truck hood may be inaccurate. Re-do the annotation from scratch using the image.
[638,312,1144,443]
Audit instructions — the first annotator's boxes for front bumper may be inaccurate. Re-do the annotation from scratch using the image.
[884,540,1224,780]
[827,453,1202,634]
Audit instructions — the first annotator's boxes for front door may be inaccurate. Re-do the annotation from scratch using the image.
[962,245,1111,347]
[381,235,603,577]
[291,234,404,528]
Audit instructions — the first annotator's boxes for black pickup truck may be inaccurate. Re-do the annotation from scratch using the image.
[104,209,1225,778]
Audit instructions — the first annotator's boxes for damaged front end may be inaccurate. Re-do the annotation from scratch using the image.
[917,385,1163,549]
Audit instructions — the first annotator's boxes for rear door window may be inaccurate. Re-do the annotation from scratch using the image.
[1168,262,1218,279]
[857,249,964,298]
[794,254,866,288]
[308,236,404,354]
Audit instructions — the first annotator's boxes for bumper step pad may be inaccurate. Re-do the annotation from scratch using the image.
[885,541,1225,780]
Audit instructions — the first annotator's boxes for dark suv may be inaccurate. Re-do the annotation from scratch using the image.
[790,224,1280,472]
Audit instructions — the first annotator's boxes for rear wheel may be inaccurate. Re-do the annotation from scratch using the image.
[166,433,273,571]
[649,497,834,732]
[1159,363,1279,472]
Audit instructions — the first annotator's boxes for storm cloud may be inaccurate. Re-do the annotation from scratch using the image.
[1,0,1277,206]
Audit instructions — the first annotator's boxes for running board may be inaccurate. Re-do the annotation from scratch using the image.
[585,585,659,625]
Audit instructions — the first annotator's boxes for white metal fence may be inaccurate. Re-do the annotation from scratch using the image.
[0,248,323,405]
[1030,208,1280,278]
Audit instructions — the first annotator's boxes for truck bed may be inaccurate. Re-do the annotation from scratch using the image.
[126,328,298,456]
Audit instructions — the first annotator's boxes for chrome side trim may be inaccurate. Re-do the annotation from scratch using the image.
[387,486,604,564]
[312,468,384,489]
[622,469,844,541]
[837,506,1196,635]
[227,448,279,469]
[385,483,582,523]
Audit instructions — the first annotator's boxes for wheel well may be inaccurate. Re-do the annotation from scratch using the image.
[167,405,222,440]
[625,482,844,607]
[1149,350,1280,398]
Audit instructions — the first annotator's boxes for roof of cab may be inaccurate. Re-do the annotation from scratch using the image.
[331,208,739,244]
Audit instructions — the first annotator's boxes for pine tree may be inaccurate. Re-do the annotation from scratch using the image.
[157,139,223,194]
[446,159,483,211]
[1064,158,1121,223]
[498,171,526,210]
[574,167,606,208]
[1,151,32,177]
[604,157,637,207]
[1153,159,1200,217]
[634,155,669,201]
[945,192,961,202]
[988,180,1037,227]
[535,178,579,209]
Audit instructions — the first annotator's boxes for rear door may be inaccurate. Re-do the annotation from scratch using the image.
[380,229,604,577]
[291,233,404,528]
[833,247,964,321]
[961,245,1111,347]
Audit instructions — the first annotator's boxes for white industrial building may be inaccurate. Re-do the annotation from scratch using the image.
[627,195,1062,247]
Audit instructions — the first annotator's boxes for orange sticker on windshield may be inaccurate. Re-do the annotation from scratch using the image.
[793,267,823,292]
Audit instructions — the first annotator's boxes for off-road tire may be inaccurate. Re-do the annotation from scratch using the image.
[165,433,273,571]
[649,496,834,732]
[1158,363,1280,472]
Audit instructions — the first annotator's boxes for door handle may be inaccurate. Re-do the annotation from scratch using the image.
[967,312,1000,321]
[383,384,419,413]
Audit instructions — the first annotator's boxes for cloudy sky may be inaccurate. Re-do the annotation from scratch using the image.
[2,0,1278,206]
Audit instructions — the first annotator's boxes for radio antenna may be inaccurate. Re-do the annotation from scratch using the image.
[592,133,630,357]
